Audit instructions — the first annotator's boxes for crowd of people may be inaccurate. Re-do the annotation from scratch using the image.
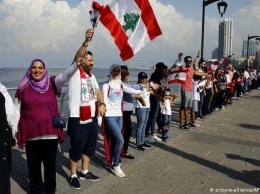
[1,28,260,193]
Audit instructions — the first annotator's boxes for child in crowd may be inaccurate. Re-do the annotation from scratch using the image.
[160,89,176,142]
[191,75,201,127]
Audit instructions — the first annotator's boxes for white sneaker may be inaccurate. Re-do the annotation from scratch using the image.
[112,165,125,177]
[152,134,162,141]
[215,108,218,110]
[221,108,225,110]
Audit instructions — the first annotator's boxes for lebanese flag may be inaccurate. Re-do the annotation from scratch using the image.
[211,61,219,71]
[211,57,227,71]
[219,57,227,65]
[90,2,101,29]
[93,0,162,61]
[167,70,188,84]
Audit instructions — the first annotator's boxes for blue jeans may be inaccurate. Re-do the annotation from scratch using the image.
[105,117,124,167]
[161,114,171,130]
[145,99,159,136]
[136,108,150,146]
[243,79,248,93]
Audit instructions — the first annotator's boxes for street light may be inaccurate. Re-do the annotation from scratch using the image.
[256,38,260,45]
[201,0,228,61]
[246,35,260,67]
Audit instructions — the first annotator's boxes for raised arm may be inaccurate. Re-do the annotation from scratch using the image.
[193,50,201,69]
[54,60,81,91]
[72,29,93,63]
[170,52,183,71]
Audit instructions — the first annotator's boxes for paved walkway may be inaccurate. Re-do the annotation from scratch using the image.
[11,90,260,194]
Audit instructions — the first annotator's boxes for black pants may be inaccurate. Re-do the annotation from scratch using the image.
[123,111,133,154]
[236,84,242,98]
[0,142,12,194]
[202,89,212,116]
[156,108,162,131]
[218,90,226,108]
[25,139,58,194]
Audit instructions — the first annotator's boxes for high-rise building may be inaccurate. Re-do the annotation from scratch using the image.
[211,47,219,59]
[242,40,257,58]
[218,18,233,59]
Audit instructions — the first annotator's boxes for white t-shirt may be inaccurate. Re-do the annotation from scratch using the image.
[160,99,171,115]
[67,70,99,117]
[133,83,150,109]
[244,71,250,79]
[102,83,143,117]
[198,80,206,92]
[193,80,200,101]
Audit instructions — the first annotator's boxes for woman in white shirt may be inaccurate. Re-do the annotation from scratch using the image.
[102,64,144,178]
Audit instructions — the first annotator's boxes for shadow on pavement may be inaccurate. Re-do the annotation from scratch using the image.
[238,123,260,130]
[153,142,260,188]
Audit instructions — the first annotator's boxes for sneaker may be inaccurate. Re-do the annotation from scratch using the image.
[79,172,100,181]
[69,177,81,190]
[221,107,225,110]
[124,154,134,159]
[237,97,239,100]
[142,143,151,148]
[215,108,218,110]
[188,122,196,128]
[137,145,145,151]
[111,165,125,177]
[162,136,169,142]
[179,124,190,130]
[145,136,155,143]
[151,134,162,141]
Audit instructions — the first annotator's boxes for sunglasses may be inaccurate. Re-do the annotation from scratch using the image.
[186,60,192,63]
[140,77,147,79]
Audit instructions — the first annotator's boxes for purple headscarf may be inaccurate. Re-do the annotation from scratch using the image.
[18,58,50,93]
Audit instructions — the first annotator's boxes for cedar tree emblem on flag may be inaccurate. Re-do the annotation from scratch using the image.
[167,70,188,84]
[91,0,162,61]
[122,13,140,34]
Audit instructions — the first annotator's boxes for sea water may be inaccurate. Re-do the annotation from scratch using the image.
[1,67,181,116]
[1,67,181,96]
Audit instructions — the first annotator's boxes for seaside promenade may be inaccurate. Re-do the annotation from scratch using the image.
[11,89,260,194]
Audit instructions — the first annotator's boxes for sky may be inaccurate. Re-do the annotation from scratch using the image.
[0,0,259,68]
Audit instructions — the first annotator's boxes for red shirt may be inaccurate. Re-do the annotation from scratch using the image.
[181,66,196,91]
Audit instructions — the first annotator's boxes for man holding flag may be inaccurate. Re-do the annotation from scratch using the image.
[179,51,208,130]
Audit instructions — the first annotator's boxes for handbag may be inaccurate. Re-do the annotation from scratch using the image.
[53,115,66,128]
[42,95,67,129]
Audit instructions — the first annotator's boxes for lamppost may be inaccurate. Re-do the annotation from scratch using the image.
[247,35,260,67]
[201,0,228,61]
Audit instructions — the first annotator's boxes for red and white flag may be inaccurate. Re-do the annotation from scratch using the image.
[92,0,162,61]
[211,57,227,71]
[211,61,219,71]
[167,70,188,84]
[90,2,101,29]
[219,57,227,65]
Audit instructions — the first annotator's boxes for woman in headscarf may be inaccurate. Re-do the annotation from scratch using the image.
[102,64,145,178]
[15,58,82,194]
